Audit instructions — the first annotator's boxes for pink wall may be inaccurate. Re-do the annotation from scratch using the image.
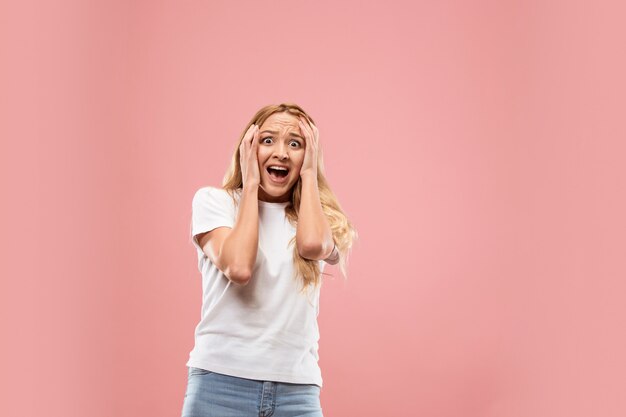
[2,0,625,416]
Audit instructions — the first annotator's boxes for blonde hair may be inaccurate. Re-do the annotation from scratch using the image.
[221,103,357,297]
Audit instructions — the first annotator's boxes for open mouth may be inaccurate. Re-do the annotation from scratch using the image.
[266,166,290,183]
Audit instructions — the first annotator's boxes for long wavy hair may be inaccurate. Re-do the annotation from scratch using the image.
[221,103,357,297]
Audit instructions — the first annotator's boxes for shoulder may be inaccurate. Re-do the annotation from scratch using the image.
[192,186,239,208]
[193,185,228,199]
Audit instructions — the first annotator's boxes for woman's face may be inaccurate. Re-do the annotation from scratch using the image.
[256,112,306,203]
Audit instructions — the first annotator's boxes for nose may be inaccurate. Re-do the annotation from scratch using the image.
[273,143,289,160]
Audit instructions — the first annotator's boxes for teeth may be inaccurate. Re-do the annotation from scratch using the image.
[268,166,288,171]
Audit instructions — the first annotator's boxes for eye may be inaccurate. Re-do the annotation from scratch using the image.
[262,137,301,147]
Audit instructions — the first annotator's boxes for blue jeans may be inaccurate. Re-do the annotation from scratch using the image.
[181,366,324,417]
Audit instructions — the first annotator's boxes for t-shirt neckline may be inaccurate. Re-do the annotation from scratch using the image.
[232,188,290,208]
[258,200,290,208]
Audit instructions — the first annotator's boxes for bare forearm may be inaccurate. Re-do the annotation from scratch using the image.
[296,174,334,260]
[220,186,259,279]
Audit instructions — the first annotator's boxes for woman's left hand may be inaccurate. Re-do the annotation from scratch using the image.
[298,115,319,179]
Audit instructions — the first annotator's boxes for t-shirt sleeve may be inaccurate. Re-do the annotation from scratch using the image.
[190,186,236,253]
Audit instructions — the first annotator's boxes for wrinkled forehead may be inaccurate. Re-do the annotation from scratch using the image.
[260,112,300,131]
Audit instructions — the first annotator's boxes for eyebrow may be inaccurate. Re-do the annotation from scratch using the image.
[260,130,304,139]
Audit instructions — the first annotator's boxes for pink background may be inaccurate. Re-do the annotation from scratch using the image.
[2,0,625,416]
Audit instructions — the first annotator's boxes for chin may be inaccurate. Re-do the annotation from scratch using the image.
[262,181,291,194]
[260,178,295,199]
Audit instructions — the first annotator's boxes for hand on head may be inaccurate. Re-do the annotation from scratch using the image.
[240,124,261,189]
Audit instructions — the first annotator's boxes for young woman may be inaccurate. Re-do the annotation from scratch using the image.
[181,103,357,417]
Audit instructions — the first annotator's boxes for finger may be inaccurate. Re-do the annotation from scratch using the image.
[301,123,313,148]
[301,118,318,142]
[301,117,314,138]
[248,124,256,141]
[300,115,313,130]
[245,124,254,139]
[251,128,260,162]
[298,119,310,140]
[241,124,254,149]
[246,124,255,142]
[246,128,251,147]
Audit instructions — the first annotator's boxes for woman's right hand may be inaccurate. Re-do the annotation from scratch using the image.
[240,123,261,189]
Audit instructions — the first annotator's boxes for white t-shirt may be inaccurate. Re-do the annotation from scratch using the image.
[187,186,326,387]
